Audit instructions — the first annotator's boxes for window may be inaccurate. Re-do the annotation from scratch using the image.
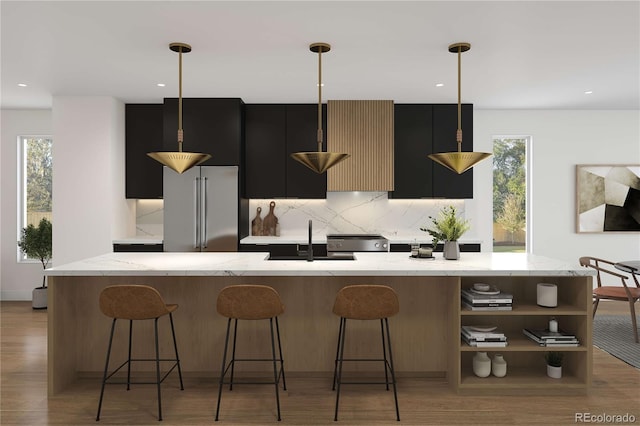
[492,137,530,253]
[18,136,53,260]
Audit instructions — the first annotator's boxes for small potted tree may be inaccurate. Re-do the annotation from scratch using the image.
[545,351,563,379]
[420,205,470,260]
[18,218,52,309]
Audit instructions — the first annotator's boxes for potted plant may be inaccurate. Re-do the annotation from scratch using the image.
[420,205,470,260]
[18,218,52,309]
[545,351,563,379]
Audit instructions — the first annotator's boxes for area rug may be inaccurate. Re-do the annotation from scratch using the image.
[592,315,640,369]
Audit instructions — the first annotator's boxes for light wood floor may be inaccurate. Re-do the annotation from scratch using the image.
[1,301,639,425]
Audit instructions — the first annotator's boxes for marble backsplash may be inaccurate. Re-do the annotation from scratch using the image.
[250,192,464,238]
[135,194,465,239]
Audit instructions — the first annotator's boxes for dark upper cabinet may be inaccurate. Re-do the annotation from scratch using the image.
[285,104,327,198]
[390,103,473,199]
[244,104,287,198]
[125,104,164,199]
[390,104,434,198]
[163,98,244,166]
[244,104,327,199]
[432,104,473,198]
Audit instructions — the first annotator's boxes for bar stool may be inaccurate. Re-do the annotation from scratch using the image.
[332,284,400,422]
[215,285,286,421]
[96,285,184,421]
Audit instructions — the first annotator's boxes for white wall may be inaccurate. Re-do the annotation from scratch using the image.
[471,109,640,264]
[0,109,52,300]
[51,96,134,267]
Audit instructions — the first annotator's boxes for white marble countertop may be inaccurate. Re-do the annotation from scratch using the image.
[45,252,593,277]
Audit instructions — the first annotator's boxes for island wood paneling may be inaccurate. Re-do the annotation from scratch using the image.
[327,100,394,191]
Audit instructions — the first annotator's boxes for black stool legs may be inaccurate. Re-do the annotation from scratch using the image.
[332,317,400,422]
[215,317,286,421]
[96,314,183,422]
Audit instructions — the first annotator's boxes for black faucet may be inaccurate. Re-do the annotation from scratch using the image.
[307,219,314,261]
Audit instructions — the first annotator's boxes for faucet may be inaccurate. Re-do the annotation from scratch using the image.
[307,219,314,261]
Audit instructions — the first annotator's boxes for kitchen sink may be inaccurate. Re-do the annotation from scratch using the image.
[267,253,355,261]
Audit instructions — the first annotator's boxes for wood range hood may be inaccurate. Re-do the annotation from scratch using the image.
[327,100,394,191]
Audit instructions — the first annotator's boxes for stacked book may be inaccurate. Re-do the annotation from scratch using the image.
[461,287,513,311]
[461,326,508,347]
[522,328,580,347]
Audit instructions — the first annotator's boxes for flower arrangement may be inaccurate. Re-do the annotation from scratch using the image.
[420,205,470,249]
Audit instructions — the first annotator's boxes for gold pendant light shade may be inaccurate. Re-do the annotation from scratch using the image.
[147,42,211,174]
[428,42,491,174]
[290,42,350,174]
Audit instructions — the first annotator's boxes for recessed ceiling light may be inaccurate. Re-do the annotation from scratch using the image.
[18,83,27,87]
[316,83,324,87]
[584,90,593,95]
[157,83,166,87]
[436,83,444,87]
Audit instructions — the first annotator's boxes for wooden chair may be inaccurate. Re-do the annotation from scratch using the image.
[332,284,400,421]
[96,285,184,421]
[215,285,286,421]
[579,256,640,343]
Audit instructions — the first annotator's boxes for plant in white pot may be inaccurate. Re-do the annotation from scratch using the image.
[18,218,52,309]
[420,205,470,260]
[545,351,563,379]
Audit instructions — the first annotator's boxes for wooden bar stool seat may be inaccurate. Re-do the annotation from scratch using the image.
[96,285,184,421]
[215,285,286,421]
[332,284,400,422]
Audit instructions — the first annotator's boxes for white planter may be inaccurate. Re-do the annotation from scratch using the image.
[32,286,47,309]
[443,241,460,260]
[547,364,562,379]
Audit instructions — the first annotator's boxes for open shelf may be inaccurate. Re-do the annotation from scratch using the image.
[452,275,592,394]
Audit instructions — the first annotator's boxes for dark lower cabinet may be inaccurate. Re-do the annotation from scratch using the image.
[163,98,244,166]
[390,103,474,199]
[113,243,164,252]
[244,104,327,199]
[125,104,164,199]
[390,243,480,252]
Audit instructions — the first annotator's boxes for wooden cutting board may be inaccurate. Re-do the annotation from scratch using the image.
[262,201,279,236]
[251,207,263,236]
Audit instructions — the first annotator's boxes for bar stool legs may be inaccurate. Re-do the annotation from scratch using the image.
[331,284,400,422]
[215,284,286,421]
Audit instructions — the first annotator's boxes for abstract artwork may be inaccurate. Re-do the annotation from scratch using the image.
[576,165,640,233]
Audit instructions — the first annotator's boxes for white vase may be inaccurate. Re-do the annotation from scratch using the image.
[472,351,491,377]
[491,354,507,377]
[547,364,562,379]
[443,241,460,260]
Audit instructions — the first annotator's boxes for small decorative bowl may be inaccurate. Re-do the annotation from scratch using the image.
[473,283,491,291]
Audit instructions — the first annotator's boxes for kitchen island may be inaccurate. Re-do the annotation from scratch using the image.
[46,252,594,396]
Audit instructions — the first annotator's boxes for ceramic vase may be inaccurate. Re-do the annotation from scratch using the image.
[32,286,47,310]
[492,354,507,377]
[443,241,460,260]
[472,351,491,377]
[547,364,562,379]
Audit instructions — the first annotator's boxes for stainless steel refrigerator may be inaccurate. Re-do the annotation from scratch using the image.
[163,166,239,252]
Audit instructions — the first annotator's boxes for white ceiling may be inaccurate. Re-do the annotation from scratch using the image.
[2,1,639,110]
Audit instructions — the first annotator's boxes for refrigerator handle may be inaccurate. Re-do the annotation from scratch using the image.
[202,177,208,249]
[194,177,200,249]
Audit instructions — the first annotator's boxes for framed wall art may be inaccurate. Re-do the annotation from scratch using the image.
[576,164,640,233]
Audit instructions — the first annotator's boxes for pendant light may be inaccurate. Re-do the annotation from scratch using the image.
[148,42,211,174]
[290,42,350,174]
[428,42,491,174]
